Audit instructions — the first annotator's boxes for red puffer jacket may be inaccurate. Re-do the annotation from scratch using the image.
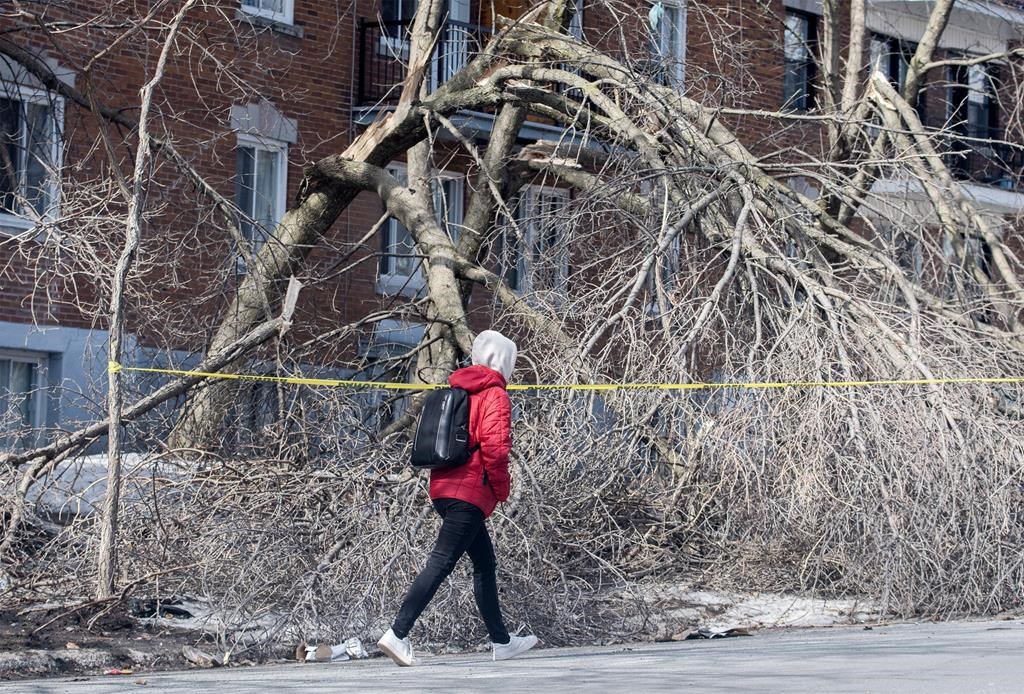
[429,365,512,517]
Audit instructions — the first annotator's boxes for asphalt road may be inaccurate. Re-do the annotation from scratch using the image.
[4,619,1022,693]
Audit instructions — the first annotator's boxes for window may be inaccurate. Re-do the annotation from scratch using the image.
[783,10,816,111]
[869,34,911,92]
[498,186,570,294]
[965,63,997,140]
[240,0,293,25]
[947,63,998,139]
[0,83,61,229]
[645,232,682,317]
[358,320,424,428]
[569,0,585,40]
[378,0,472,89]
[649,0,686,87]
[378,166,464,294]
[870,34,927,120]
[945,61,1004,184]
[0,351,45,449]
[379,0,416,57]
[380,0,416,24]
[234,135,287,256]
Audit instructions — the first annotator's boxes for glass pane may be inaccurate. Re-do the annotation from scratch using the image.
[433,179,448,227]
[254,148,279,241]
[10,360,35,427]
[382,167,417,277]
[896,51,910,92]
[24,102,54,216]
[434,177,461,240]
[505,228,523,291]
[382,0,416,22]
[497,213,522,291]
[545,193,567,288]
[784,14,808,61]
[262,0,284,13]
[783,63,808,110]
[0,98,19,214]
[235,146,256,242]
[869,38,887,77]
[0,360,8,437]
[391,220,417,277]
[569,0,583,39]
[968,101,990,139]
[663,6,683,58]
[967,65,989,105]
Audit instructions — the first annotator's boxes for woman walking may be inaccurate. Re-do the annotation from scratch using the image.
[377,330,538,666]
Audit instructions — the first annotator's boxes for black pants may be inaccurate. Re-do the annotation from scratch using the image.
[391,498,510,644]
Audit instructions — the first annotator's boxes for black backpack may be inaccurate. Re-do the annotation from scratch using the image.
[410,387,478,470]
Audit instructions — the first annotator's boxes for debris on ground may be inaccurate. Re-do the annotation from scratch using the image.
[606,585,882,643]
[128,598,194,620]
[684,627,754,640]
[295,637,368,663]
[0,604,212,681]
[180,645,222,668]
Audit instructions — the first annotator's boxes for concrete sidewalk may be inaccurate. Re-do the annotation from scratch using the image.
[5,619,1022,693]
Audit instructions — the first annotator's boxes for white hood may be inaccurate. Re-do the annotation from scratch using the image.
[471,330,517,381]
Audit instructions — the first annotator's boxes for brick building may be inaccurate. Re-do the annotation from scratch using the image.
[0,0,1021,448]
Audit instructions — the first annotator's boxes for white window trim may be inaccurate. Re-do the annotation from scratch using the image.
[235,132,288,261]
[0,348,48,438]
[0,82,64,235]
[377,164,464,296]
[240,0,294,26]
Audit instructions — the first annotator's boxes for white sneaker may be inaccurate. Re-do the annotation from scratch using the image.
[492,633,538,661]
[377,628,415,666]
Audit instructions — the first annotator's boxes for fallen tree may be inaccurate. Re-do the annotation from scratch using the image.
[1,0,1023,646]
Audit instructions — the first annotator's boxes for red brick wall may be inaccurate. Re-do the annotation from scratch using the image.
[1,0,1020,362]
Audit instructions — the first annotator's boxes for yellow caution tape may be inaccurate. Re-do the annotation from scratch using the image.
[106,361,1024,392]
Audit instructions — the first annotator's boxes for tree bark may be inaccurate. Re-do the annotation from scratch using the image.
[97,0,194,600]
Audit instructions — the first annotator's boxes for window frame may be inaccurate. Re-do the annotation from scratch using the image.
[0,349,47,448]
[782,9,817,112]
[239,0,294,26]
[234,132,288,261]
[0,81,64,234]
[377,164,465,296]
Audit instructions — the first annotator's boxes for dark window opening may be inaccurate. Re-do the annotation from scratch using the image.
[783,10,817,112]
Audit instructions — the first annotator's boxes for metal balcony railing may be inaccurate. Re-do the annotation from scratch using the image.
[357,19,493,107]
